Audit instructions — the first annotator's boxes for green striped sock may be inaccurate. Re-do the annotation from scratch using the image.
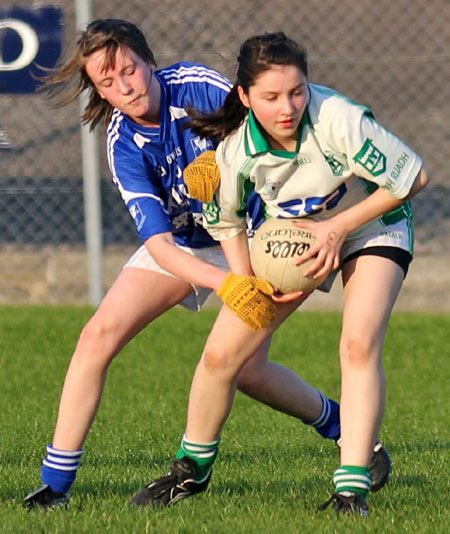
[333,465,372,497]
[176,434,220,481]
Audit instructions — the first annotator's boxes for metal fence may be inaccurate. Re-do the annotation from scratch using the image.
[1,0,449,309]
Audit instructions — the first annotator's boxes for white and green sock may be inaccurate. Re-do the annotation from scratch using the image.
[333,465,372,498]
[176,434,220,481]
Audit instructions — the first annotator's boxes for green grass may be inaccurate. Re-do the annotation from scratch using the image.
[0,306,448,533]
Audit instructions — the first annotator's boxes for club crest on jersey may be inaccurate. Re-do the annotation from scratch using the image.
[264,180,280,199]
[202,201,220,225]
[324,152,346,176]
[129,201,146,231]
[353,138,386,176]
[190,136,214,158]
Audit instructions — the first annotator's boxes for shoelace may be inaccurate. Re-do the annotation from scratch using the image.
[146,459,194,496]
[317,493,338,512]
[317,492,363,512]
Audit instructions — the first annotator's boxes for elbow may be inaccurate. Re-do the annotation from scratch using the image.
[420,167,431,190]
[416,166,430,191]
[404,167,430,201]
[144,233,174,267]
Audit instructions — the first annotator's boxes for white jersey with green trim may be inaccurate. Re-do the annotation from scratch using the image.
[204,83,422,250]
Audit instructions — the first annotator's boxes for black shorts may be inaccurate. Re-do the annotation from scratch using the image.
[342,246,412,278]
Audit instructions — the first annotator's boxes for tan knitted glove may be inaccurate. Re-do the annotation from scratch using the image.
[184,150,220,202]
[217,273,276,331]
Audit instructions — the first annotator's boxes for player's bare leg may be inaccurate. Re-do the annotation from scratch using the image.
[23,267,194,510]
[129,300,303,508]
[51,267,194,451]
[185,300,302,442]
[322,255,403,515]
[52,276,328,452]
[236,337,324,422]
[339,255,403,464]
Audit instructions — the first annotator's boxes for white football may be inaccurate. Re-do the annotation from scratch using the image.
[250,217,326,293]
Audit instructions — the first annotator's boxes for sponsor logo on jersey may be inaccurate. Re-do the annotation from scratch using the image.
[172,211,190,229]
[293,154,312,166]
[380,231,402,240]
[353,138,386,176]
[390,151,410,181]
[277,183,347,217]
[382,153,411,192]
[166,146,183,164]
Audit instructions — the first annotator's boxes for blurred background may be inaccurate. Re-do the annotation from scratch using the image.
[0,0,449,310]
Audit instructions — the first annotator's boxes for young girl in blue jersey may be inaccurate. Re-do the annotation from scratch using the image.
[22,19,364,510]
[137,33,429,516]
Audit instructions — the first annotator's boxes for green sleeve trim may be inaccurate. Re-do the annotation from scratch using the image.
[236,157,257,218]
[358,176,412,226]
[381,201,412,227]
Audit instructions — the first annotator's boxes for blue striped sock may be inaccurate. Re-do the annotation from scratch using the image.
[306,391,341,441]
[41,443,83,494]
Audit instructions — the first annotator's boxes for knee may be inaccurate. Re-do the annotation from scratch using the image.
[339,333,378,369]
[74,316,118,366]
[201,345,241,378]
[78,317,109,349]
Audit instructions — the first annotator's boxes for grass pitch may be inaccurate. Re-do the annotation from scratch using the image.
[0,305,448,533]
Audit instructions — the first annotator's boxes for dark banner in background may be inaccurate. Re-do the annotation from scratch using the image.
[0,5,64,94]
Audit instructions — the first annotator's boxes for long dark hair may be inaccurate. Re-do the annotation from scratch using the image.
[187,32,308,141]
[40,19,156,130]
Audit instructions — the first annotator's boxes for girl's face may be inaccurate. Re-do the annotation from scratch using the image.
[85,46,159,126]
[238,64,308,151]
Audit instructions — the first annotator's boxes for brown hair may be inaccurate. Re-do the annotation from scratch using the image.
[40,19,156,130]
[187,32,308,141]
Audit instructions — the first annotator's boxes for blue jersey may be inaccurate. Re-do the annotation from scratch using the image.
[106,62,231,248]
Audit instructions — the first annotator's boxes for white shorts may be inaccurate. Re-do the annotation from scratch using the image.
[319,218,413,292]
[124,243,228,311]
[125,219,411,306]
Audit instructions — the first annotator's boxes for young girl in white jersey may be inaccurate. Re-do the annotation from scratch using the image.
[138,32,429,516]
[23,20,366,510]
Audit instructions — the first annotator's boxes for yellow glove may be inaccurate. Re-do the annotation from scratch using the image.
[184,150,220,202]
[217,273,276,331]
